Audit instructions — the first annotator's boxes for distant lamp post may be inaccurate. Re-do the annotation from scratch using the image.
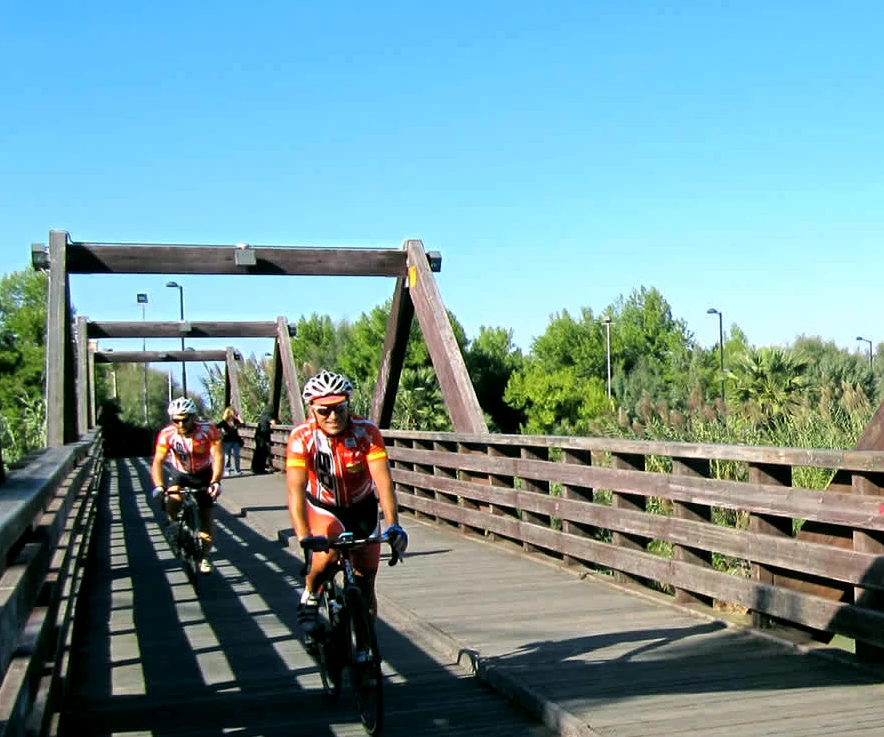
[137,293,149,423]
[602,316,614,399]
[707,307,725,410]
[165,281,187,394]
[857,336,874,371]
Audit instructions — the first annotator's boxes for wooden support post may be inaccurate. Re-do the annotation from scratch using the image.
[561,448,593,570]
[371,275,413,428]
[46,230,76,446]
[87,338,96,428]
[611,452,648,587]
[748,463,793,629]
[672,457,714,608]
[226,347,242,413]
[269,330,283,422]
[520,446,551,556]
[404,240,487,433]
[852,471,884,662]
[75,316,89,438]
[276,317,304,425]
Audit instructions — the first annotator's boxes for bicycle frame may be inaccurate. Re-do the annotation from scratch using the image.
[301,531,400,736]
[162,487,206,593]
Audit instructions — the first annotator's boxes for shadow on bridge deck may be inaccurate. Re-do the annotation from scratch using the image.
[64,458,884,737]
[61,458,556,737]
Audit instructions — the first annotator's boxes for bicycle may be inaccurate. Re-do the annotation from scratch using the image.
[154,486,209,594]
[300,532,401,736]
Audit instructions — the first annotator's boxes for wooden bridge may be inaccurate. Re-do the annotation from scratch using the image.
[5,429,884,737]
[4,232,884,736]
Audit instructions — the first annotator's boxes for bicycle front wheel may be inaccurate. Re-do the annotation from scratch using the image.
[346,587,383,736]
[181,502,202,594]
[315,588,342,702]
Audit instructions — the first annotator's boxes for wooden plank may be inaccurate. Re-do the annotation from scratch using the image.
[404,240,486,433]
[383,429,884,473]
[65,242,409,276]
[87,320,280,338]
[371,275,413,428]
[385,446,884,532]
[276,317,304,425]
[75,317,89,438]
[93,350,230,363]
[391,468,884,587]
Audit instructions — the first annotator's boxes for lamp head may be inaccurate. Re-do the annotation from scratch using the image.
[165,281,179,289]
[707,307,719,315]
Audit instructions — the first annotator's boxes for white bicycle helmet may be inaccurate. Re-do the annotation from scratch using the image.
[302,370,353,403]
[167,396,198,417]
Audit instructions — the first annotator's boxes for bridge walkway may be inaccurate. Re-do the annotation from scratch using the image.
[63,459,884,736]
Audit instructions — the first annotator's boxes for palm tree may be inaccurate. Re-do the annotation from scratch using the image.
[728,347,808,426]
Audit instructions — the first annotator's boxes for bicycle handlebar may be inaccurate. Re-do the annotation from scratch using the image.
[300,532,402,574]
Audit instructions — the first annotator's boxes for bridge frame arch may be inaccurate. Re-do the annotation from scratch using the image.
[34,230,487,446]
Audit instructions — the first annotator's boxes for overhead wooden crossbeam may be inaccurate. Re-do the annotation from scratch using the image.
[63,242,425,277]
[87,321,281,339]
[37,229,480,445]
[93,350,235,364]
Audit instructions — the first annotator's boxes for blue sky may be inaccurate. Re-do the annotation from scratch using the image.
[2,2,883,393]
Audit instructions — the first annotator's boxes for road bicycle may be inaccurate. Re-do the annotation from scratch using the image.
[300,532,401,736]
[155,486,209,594]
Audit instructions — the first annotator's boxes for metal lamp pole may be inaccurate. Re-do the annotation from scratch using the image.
[602,316,613,399]
[707,307,725,410]
[857,336,873,371]
[165,281,187,394]
[137,293,149,423]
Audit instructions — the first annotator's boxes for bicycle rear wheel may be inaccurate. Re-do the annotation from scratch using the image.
[345,587,383,736]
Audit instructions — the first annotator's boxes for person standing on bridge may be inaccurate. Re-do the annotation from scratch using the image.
[285,370,408,635]
[151,397,224,574]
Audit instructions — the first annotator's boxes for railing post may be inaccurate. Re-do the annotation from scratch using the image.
[433,439,459,531]
[611,452,647,587]
[486,444,520,549]
[520,445,550,556]
[852,470,884,662]
[748,462,792,629]
[672,457,713,607]
[456,441,483,536]
[561,448,593,570]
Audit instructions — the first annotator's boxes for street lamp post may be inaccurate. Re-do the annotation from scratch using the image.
[165,281,187,394]
[602,316,613,399]
[137,293,149,423]
[707,307,725,410]
[857,336,873,371]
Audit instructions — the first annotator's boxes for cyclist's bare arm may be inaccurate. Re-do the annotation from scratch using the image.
[209,440,224,485]
[368,457,399,529]
[151,446,169,490]
[286,466,311,540]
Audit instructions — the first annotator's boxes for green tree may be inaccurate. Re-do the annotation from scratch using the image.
[465,326,526,432]
[0,269,48,460]
[728,346,809,427]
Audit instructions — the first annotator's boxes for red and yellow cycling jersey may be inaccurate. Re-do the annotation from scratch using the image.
[285,416,388,507]
[155,421,221,473]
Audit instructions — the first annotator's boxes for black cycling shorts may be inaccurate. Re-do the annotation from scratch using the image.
[168,467,216,509]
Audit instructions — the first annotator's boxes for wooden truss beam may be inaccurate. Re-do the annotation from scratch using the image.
[93,350,235,364]
[64,242,419,277]
[88,321,283,339]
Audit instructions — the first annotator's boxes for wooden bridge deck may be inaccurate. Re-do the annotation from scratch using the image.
[62,459,884,737]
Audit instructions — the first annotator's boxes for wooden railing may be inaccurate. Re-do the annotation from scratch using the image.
[0,431,105,737]
[246,425,884,659]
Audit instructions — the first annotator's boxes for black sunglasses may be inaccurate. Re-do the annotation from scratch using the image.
[313,402,348,418]
[171,416,194,425]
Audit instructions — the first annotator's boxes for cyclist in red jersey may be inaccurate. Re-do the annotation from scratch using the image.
[151,397,224,574]
[286,370,408,633]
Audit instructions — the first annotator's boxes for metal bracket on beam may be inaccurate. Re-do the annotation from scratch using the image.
[178,321,192,334]
[287,324,297,337]
[31,243,49,271]
[234,242,257,266]
[427,251,442,272]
